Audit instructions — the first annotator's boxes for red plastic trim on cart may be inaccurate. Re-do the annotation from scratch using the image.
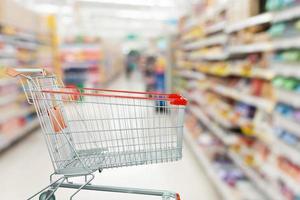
[72,86,171,96]
[42,88,188,106]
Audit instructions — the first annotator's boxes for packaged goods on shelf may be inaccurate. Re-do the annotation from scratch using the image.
[60,37,104,87]
[185,110,266,200]
[174,0,300,198]
[0,2,55,152]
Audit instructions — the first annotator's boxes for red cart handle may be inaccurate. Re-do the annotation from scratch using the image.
[42,88,188,106]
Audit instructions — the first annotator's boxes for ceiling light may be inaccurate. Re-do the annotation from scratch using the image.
[77,0,175,8]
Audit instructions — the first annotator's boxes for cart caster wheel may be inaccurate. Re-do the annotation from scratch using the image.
[39,190,56,200]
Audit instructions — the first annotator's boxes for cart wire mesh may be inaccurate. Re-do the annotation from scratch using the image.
[24,75,187,176]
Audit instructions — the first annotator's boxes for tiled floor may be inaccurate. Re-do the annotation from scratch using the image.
[0,72,219,200]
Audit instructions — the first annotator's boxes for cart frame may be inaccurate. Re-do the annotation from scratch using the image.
[7,68,186,200]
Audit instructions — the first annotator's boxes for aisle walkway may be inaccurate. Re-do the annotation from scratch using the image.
[0,72,219,200]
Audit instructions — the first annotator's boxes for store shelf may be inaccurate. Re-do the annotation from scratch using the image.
[256,122,300,166]
[229,152,283,200]
[0,118,39,152]
[270,62,300,78]
[272,136,300,165]
[262,161,300,195]
[188,53,229,61]
[188,105,237,145]
[228,42,272,54]
[226,5,300,33]
[182,16,201,33]
[0,78,15,86]
[273,5,300,23]
[275,167,300,195]
[275,88,300,108]
[0,93,19,106]
[212,85,274,112]
[15,41,38,51]
[205,21,226,35]
[233,67,274,80]
[176,70,206,80]
[60,43,101,50]
[183,34,227,50]
[206,107,233,128]
[229,36,300,55]
[184,129,234,200]
[0,106,34,123]
[226,13,273,33]
[273,36,300,50]
[200,65,274,80]
[273,113,300,137]
[204,2,227,22]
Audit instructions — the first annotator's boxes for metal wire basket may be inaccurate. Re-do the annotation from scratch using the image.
[7,68,187,200]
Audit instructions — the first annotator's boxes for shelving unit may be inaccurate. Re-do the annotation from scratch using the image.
[184,129,233,200]
[0,1,55,152]
[174,0,300,199]
[0,119,39,151]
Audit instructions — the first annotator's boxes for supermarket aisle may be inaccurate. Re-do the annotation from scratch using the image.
[0,72,219,200]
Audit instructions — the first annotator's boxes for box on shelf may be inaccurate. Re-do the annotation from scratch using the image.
[227,0,260,23]
[0,0,39,33]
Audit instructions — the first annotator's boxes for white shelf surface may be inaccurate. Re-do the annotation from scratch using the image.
[228,42,272,54]
[273,5,300,23]
[272,136,300,165]
[255,122,300,167]
[205,21,226,35]
[0,106,35,123]
[188,52,229,61]
[212,85,274,112]
[271,62,300,78]
[226,5,300,33]
[206,107,233,128]
[261,161,300,195]
[226,13,273,33]
[188,105,237,145]
[0,118,39,152]
[228,36,300,54]
[184,130,235,200]
[0,93,19,106]
[176,70,206,80]
[183,34,227,50]
[230,66,274,80]
[275,167,300,194]
[273,113,300,137]
[275,88,300,108]
[228,152,284,200]
[0,78,15,87]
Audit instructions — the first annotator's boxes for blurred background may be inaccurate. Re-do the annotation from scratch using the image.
[1,0,300,199]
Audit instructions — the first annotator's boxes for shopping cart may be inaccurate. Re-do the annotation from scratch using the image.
[7,68,187,200]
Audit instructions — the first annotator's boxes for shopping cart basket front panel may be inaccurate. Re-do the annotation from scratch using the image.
[31,86,187,175]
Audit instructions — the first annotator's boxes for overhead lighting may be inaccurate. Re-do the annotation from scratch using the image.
[77,0,176,8]
[79,7,178,21]
[24,4,72,15]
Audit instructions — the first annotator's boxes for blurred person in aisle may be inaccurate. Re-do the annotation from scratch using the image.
[125,50,140,78]
[144,55,156,92]
[154,56,167,93]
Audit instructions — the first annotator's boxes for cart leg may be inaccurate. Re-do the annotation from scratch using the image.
[27,176,65,200]
[69,174,95,200]
[45,177,66,200]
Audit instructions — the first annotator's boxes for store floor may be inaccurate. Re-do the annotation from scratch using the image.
[0,71,219,200]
